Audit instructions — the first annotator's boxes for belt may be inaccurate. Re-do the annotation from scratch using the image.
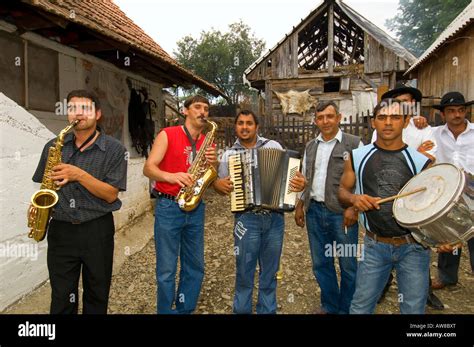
[152,189,176,201]
[366,230,415,246]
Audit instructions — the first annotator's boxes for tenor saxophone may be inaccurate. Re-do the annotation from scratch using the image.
[27,120,79,242]
[176,119,218,211]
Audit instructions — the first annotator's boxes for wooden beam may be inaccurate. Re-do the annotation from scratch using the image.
[73,39,115,53]
[328,2,334,75]
[265,80,272,117]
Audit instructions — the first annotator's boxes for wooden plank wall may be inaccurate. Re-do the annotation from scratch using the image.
[364,34,410,74]
[416,25,474,102]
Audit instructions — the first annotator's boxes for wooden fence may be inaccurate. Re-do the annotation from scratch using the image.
[220,111,374,154]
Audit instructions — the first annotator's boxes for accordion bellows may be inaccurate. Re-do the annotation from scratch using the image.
[229,148,301,212]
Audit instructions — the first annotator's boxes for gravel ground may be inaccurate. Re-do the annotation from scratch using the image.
[108,190,474,314]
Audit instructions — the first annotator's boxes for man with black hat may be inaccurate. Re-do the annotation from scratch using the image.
[431,91,474,290]
[372,83,436,158]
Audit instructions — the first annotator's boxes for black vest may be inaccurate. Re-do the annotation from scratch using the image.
[302,132,360,213]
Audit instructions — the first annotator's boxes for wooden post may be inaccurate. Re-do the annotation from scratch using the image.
[265,80,272,119]
[328,2,334,75]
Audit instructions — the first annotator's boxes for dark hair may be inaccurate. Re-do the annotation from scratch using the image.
[372,98,409,118]
[234,110,259,126]
[316,101,339,114]
[66,89,101,110]
[184,95,210,109]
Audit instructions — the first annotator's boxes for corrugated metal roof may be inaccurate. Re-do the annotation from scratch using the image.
[405,1,474,74]
[244,0,416,80]
[22,0,225,97]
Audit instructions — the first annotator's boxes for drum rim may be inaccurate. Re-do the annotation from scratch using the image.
[393,163,465,227]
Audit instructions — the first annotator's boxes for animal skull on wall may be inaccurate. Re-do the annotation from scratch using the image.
[273,89,317,117]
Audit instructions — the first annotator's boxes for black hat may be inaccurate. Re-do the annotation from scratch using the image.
[432,91,474,110]
[382,82,422,103]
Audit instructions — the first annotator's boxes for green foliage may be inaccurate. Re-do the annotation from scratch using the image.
[386,0,470,57]
[174,20,265,104]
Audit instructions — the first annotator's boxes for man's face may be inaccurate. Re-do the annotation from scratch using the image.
[441,106,466,127]
[314,105,341,139]
[183,102,209,127]
[235,114,258,142]
[67,97,101,130]
[371,102,410,141]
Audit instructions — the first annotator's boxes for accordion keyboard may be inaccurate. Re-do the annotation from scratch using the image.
[229,154,246,212]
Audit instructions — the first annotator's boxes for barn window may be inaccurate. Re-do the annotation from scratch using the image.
[324,77,340,92]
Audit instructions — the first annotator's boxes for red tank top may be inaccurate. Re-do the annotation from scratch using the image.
[154,125,205,196]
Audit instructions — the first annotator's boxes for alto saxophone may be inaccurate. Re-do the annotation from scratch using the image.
[27,120,79,242]
[176,119,218,211]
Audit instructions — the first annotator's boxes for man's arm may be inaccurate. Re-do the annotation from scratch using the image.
[53,167,119,204]
[338,154,381,211]
[143,130,193,188]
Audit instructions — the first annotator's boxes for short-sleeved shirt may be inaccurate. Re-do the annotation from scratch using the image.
[218,136,283,178]
[32,129,127,223]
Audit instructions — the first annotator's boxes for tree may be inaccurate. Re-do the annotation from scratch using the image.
[386,0,470,57]
[174,20,265,104]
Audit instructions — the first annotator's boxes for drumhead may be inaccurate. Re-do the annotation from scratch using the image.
[393,163,464,226]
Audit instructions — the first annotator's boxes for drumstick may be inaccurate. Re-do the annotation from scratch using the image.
[377,187,427,204]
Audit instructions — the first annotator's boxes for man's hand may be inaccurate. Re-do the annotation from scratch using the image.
[205,146,217,167]
[50,163,86,186]
[294,202,305,228]
[417,140,434,153]
[351,194,381,211]
[166,172,194,188]
[413,116,428,129]
[343,206,358,227]
[289,171,306,192]
[436,242,462,254]
[213,176,233,195]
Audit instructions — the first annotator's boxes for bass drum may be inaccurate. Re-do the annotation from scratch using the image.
[393,163,473,247]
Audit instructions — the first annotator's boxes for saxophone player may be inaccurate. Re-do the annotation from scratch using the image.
[32,90,127,314]
[143,95,217,314]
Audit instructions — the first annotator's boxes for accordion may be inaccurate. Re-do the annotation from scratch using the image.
[228,148,301,212]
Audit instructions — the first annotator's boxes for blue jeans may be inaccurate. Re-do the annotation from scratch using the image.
[306,201,358,314]
[350,235,430,314]
[233,211,284,314]
[154,197,205,314]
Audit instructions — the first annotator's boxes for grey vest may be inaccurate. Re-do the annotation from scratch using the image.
[302,132,360,213]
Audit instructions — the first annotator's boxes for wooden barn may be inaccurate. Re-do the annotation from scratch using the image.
[244,0,417,123]
[404,1,473,122]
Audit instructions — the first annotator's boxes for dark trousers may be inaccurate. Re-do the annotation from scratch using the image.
[47,213,115,314]
[438,238,474,285]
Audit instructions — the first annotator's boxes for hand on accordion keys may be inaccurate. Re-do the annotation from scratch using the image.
[288,171,306,192]
[213,176,233,195]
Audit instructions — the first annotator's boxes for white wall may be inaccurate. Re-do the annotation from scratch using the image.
[0,93,54,311]
[0,27,163,310]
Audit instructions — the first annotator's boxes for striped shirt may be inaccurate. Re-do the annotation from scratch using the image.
[32,130,127,223]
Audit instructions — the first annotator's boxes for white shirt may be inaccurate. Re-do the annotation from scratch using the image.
[371,117,436,156]
[301,129,363,202]
[432,121,474,174]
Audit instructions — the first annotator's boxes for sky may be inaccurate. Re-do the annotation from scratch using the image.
[114,0,401,57]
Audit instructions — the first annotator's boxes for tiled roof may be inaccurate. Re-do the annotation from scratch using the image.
[23,0,224,96]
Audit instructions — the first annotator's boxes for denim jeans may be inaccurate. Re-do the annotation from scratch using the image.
[350,235,430,314]
[154,197,205,314]
[233,211,284,314]
[306,201,358,314]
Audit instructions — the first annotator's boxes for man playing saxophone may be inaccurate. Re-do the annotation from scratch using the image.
[32,89,127,314]
[143,95,217,314]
